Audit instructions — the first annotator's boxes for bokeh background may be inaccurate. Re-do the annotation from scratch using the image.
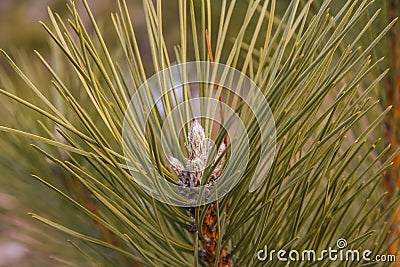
[0,0,398,266]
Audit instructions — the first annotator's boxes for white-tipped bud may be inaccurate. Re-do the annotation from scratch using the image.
[169,119,226,188]
[188,118,206,160]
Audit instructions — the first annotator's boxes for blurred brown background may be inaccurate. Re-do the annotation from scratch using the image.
[0,0,398,266]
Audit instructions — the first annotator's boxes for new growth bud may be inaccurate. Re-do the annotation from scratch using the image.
[168,119,226,187]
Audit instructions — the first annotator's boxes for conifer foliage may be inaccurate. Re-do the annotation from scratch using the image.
[0,0,399,266]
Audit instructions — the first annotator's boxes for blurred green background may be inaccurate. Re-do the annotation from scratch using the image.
[0,0,398,266]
